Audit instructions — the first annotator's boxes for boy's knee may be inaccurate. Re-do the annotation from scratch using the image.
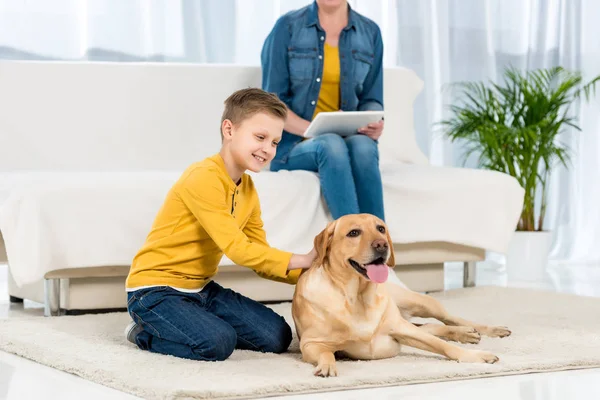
[193,324,237,361]
[260,319,293,354]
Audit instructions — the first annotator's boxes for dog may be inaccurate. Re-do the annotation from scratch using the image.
[292,214,511,377]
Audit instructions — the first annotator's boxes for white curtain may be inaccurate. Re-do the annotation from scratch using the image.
[1,0,599,265]
[383,0,600,266]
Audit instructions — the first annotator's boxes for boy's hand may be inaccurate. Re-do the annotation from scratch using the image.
[307,247,317,266]
[288,247,318,271]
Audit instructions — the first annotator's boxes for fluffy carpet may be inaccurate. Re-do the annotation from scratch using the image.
[1,287,600,399]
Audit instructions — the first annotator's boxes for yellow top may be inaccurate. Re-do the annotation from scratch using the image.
[126,153,300,290]
[313,43,341,118]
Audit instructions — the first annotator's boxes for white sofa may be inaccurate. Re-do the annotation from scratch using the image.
[0,61,524,316]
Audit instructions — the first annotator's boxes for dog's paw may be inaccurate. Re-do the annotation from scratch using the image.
[479,325,511,338]
[452,327,481,344]
[314,362,338,377]
[457,350,499,364]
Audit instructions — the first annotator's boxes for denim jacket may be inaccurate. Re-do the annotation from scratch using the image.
[261,1,384,163]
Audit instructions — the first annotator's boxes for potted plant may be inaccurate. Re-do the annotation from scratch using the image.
[439,66,599,284]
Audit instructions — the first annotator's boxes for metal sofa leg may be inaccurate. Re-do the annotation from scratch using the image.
[463,261,476,288]
[44,278,61,316]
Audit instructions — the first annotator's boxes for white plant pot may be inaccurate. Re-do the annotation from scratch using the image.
[505,231,552,285]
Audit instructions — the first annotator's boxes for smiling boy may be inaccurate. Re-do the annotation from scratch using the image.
[124,88,316,361]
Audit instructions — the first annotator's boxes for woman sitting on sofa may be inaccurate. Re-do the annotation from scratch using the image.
[261,0,386,221]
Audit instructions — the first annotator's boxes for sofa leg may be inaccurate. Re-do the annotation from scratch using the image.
[463,261,476,288]
[9,295,24,304]
[44,278,61,317]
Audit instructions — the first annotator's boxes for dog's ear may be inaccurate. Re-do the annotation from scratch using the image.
[385,228,396,267]
[313,220,337,266]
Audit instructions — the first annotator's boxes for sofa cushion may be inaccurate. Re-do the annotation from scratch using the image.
[0,164,523,288]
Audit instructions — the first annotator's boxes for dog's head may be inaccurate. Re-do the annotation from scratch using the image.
[313,214,395,284]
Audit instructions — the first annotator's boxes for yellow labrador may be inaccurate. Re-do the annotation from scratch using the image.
[292,214,511,377]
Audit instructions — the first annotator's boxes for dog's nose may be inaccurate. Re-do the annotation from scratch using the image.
[372,239,388,253]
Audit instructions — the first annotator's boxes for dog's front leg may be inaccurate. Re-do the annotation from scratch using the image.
[300,340,338,377]
[390,320,499,364]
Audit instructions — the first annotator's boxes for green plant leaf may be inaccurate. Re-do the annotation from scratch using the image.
[438,66,600,231]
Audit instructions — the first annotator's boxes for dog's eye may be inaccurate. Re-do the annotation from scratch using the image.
[347,229,361,237]
[377,225,386,234]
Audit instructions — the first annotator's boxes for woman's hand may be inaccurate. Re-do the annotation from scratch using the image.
[358,120,384,140]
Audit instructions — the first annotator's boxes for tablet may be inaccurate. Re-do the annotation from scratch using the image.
[303,111,384,138]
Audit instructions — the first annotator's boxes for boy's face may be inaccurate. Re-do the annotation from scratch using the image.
[222,112,284,173]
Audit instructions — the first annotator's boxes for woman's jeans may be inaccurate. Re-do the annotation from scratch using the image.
[270,133,385,221]
[126,281,292,361]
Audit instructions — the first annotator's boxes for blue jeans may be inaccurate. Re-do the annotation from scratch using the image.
[126,281,292,361]
[270,133,385,221]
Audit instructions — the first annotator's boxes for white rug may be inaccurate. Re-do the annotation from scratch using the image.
[1,287,600,400]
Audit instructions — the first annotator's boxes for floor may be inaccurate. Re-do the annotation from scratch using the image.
[1,260,600,400]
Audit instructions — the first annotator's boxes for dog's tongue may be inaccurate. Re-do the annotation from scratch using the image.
[366,263,389,283]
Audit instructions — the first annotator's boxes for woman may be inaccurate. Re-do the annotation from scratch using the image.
[261,0,386,221]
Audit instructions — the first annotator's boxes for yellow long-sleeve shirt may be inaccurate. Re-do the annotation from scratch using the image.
[126,153,301,291]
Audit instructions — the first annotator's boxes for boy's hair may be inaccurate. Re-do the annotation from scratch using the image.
[220,88,287,140]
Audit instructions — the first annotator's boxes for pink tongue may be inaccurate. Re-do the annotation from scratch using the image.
[366,263,389,283]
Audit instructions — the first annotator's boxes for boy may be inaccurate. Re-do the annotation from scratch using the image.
[124,88,316,361]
